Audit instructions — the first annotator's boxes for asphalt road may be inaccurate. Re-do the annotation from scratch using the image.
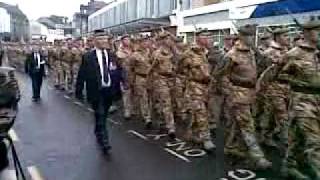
[0,71,282,180]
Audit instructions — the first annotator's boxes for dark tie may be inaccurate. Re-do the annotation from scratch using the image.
[101,50,110,85]
[35,53,39,69]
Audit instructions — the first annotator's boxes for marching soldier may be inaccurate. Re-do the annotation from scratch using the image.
[61,41,73,92]
[182,30,215,151]
[215,24,272,169]
[257,27,290,148]
[149,31,176,139]
[53,41,64,89]
[258,31,272,52]
[116,34,134,120]
[130,37,153,127]
[279,18,320,180]
[172,37,190,123]
[71,45,83,94]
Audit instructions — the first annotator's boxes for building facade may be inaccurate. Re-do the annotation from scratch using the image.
[88,0,176,34]
[0,2,30,42]
[73,0,107,37]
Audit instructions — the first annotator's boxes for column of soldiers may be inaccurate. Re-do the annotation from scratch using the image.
[2,16,320,179]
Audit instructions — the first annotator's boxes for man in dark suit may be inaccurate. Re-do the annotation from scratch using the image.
[25,44,46,102]
[76,30,123,154]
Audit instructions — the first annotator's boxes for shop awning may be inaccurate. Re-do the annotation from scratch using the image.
[251,0,320,18]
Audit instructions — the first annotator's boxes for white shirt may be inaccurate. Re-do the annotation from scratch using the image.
[34,52,41,69]
[96,48,111,87]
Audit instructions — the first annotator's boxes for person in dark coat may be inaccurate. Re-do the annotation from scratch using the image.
[25,44,46,102]
[76,30,123,154]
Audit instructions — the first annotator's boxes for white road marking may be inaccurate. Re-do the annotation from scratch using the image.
[63,95,71,100]
[28,166,44,180]
[163,148,191,163]
[127,130,148,141]
[87,108,94,112]
[9,129,19,142]
[73,101,84,107]
[108,118,122,125]
[0,169,17,180]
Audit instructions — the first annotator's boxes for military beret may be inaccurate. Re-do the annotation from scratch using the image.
[302,16,320,30]
[238,24,257,36]
[224,34,235,40]
[175,36,184,43]
[196,28,212,37]
[120,34,130,40]
[259,32,272,39]
[272,27,290,35]
[157,30,172,39]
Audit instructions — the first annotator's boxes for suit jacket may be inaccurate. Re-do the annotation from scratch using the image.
[25,52,46,77]
[76,49,123,104]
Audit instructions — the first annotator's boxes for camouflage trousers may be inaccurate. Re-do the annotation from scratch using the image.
[257,83,289,146]
[135,75,152,123]
[185,81,211,142]
[122,86,134,118]
[72,65,80,93]
[173,75,187,122]
[62,64,73,92]
[224,86,267,162]
[54,63,64,87]
[153,75,175,132]
[284,92,320,180]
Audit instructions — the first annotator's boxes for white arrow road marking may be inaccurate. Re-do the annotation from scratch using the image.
[127,130,148,141]
[9,129,19,142]
[28,166,44,180]
[163,148,191,163]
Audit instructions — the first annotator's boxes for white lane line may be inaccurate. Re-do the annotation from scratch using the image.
[87,108,94,112]
[9,129,19,142]
[73,101,84,107]
[108,118,122,125]
[28,166,44,180]
[63,95,71,100]
[0,169,17,180]
[163,148,191,163]
[127,130,148,141]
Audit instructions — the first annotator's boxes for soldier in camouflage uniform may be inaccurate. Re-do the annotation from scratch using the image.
[71,45,83,94]
[61,41,73,92]
[279,18,320,180]
[258,31,272,52]
[172,37,190,124]
[53,41,64,89]
[182,30,215,151]
[130,37,153,127]
[149,31,176,139]
[215,25,272,169]
[116,35,134,119]
[257,27,290,148]
[0,66,20,171]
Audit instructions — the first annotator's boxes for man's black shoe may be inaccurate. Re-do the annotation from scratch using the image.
[168,132,176,141]
[145,121,152,130]
[102,145,112,155]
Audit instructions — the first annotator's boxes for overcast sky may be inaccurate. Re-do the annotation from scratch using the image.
[1,0,113,20]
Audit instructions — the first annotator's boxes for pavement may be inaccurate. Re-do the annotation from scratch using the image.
[0,71,283,180]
